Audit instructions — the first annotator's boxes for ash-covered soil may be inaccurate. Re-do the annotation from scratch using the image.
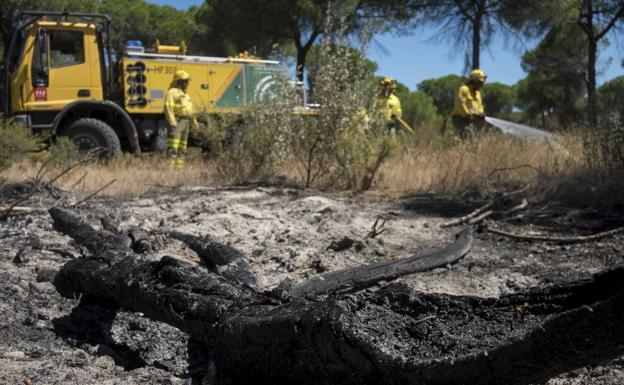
[1,184,623,384]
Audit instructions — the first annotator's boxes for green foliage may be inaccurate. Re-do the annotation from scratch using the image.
[188,114,228,155]
[307,45,378,92]
[96,0,192,50]
[46,136,82,166]
[290,39,398,190]
[217,77,299,182]
[598,76,624,123]
[395,87,440,128]
[1,0,193,52]
[516,23,587,129]
[481,82,515,119]
[412,0,527,70]
[193,0,408,80]
[0,121,42,170]
[292,41,371,188]
[1,0,96,46]
[417,75,464,116]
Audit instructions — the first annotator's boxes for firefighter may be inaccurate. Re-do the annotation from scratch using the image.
[378,77,402,132]
[164,70,196,167]
[451,69,486,138]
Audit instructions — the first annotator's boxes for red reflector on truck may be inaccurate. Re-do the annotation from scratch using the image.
[34,87,47,101]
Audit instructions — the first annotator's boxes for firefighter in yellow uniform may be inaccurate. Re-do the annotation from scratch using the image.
[378,77,402,132]
[164,70,196,167]
[451,69,486,138]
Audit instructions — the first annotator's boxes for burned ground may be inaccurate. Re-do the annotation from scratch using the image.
[1,184,624,384]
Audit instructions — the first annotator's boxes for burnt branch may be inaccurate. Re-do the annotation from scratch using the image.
[441,200,494,228]
[169,231,245,266]
[486,222,624,244]
[49,208,624,385]
[366,215,387,238]
[291,227,473,298]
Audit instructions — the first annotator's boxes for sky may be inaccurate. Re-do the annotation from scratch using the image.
[148,0,623,91]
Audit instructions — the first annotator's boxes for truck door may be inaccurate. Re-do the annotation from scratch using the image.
[24,26,102,111]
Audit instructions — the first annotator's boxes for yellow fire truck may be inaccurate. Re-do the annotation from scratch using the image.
[0,11,291,158]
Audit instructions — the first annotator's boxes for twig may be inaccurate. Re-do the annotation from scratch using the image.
[71,179,117,207]
[486,223,624,244]
[367,215,387,238]
[440,201,494,228]
[0,206,47,216]
[414,315,437,325]
[0,156,93,220]
[484,165,543,198]
[51,171,88,208]
[501,199,529,215]
[34,157,55,183]
[468,210,494,225]
[486,165,541,181]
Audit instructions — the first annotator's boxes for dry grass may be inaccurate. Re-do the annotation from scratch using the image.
[377,132,585,197]
[2,154,216,198]
[2,131,623,208]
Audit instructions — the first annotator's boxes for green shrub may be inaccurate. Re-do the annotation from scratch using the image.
[0,122,43,170]
[216,76,299,182]
[291,35,399,190]
[46,136,82,167]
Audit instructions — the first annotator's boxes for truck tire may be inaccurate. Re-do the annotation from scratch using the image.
[63,118,122,160]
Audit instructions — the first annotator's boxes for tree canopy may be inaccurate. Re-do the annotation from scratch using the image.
[1,0,622,130]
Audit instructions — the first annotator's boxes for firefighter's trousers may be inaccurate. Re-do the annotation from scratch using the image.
[167,117,190,167]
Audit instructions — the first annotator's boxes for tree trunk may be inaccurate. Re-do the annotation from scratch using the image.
[49,207,624,385]
[471,3,484,70]
[587,38,598,127]
[294,29,320,83]
[296,46,307,82]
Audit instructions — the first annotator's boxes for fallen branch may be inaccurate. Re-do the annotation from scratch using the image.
[486,223,624,244]
[290,227,473,298]
[0,206,47,216]
[169,230,257,288]
[468,209,495,225]
[440,201,494,228]
[442,199,529,228]
[502,198,529,215]
[49,208,624,385]
[169,231,245,266]
[71,179,117,207]
[1,155,93,220]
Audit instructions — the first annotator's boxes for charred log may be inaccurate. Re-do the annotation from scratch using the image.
[169,230,245,266]
[50,208,624,385]
[291,227,473,298]
[169,230,257,288]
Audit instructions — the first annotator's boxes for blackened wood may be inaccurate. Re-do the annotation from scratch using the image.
[290,227,473,298]
[50,208,624,385]
[169,231,245,266]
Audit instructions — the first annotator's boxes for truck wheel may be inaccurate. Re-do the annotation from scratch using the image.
[63,118,121,159]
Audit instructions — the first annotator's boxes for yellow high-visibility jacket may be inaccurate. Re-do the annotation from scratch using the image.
[381,94,402,122]
[164,87,195,126]
[451,85,484,118]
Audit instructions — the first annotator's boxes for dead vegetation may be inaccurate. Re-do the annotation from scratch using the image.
[2,129,622,212]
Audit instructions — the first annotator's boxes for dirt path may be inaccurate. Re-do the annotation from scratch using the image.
[1,185,623,384]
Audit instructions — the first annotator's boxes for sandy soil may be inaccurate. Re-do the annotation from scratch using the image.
[1,184,624,384]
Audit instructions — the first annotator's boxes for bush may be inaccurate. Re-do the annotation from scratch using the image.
[216,76,299,182]
[290,35,399,190]
[46,137,82,167]
[0,122,43,171]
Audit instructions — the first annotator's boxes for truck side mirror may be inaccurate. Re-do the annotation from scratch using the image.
[32,28,49,88]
